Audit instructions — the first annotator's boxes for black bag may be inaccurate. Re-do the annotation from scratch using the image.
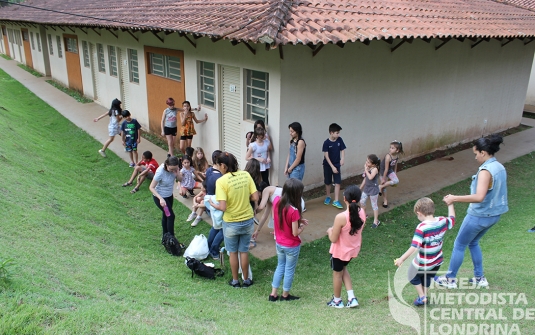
[162,233,185,256]
[185,257,224,280]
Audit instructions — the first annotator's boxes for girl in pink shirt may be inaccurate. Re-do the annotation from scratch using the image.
[269,178,308,302]
[326,185,366,308]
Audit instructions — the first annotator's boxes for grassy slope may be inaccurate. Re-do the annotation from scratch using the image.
[0,69,534,334]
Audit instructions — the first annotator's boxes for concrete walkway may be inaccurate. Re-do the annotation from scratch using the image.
[2,56,535,260]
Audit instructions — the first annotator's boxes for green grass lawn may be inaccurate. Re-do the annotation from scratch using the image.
[1,68,534,334]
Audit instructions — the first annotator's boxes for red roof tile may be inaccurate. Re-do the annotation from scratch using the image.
[0,0,534,45]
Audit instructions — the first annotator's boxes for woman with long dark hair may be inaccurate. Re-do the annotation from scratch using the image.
[436,134,508,289]
[285,122,306,181]
[209,152,258,288]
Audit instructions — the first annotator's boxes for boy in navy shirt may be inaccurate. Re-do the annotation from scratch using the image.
[121,110,141,167]
[322,123,346,209]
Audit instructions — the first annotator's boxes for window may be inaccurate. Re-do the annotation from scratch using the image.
[97,43,105,73]
[245,70,269,122]
[48,34,53,55]
[56,36,62,58]
[199,61,216,108]
[36,33,41,52]
[30,32,35,50]
[128,49,139,83]
[149,52,181,81]
[65,37,78,53]
[82,41,89,67]
[108,45,118,77]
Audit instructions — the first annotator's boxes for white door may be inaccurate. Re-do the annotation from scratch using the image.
[220,65,242,157]
[117,47,130,111]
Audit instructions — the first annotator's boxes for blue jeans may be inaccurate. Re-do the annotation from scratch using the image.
[446,214,501,278]
[207,227,224,258]
[272,243,301,292]
[289,164,305,181]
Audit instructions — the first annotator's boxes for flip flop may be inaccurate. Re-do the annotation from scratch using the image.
[130,187,139,194]
[383,203,389,208]
[372,221,381,229]
[122,182,132,187]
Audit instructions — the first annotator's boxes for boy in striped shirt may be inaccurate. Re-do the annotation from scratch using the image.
[394,197,455,306]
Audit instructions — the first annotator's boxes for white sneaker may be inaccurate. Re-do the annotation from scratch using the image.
[346,297,359,308]
[469,276,489,288]
[434,275,458,289]
[98,149,106,157]
[191,216,202,227]
[187,212,197,221]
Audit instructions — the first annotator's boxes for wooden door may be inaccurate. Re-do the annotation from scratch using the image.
[63,34,83,93]
[145,46,185,134]
[21,29,33,68]
[1,26,9,58]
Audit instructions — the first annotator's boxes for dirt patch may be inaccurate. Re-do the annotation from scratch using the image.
[303,123,531,200]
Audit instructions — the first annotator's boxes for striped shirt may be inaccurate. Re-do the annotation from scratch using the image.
[411,216,455,271]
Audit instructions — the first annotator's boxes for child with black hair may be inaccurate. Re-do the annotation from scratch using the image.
[323,123,346,209]
[120,110,142,167]
[94,98,122,157]
[360,154,381,228]
[326,185,366,308]
[379,140,404,208]
[178,155,200,198]
[246,127,271,186]
[268,178,308,302]
[123,151,158,193]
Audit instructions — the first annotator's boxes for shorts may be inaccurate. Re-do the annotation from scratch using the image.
[331,255,352,272]
[323,163,341,185]
[222,218,255,253]
[409,265,441,288]
[124,139,138,152]
[141,166,155,179]
[180,181,201,192]
[180,135,193,140]
[288,163,305,181]
[164,127,177,136]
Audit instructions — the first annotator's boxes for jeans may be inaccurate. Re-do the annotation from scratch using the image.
[446,214,501,278]
[272,243,301,292]
[207,227,224,258]
[153,195,175,237]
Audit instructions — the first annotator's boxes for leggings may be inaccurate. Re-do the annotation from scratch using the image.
[153,195,175,237]
[381,172,399,192]
[360,192,379,211]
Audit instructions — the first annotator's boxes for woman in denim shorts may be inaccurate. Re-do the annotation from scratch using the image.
[210,152,258,288]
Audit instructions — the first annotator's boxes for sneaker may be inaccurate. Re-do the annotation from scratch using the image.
[413,296,427,306]
[346,297,359,308]
[528,226,535,233]
[371,221,381,229]
[187,212,197,221]
[332,200,343,209]
[191,216,202,227]
[242,279,254,288]
[269,295,279,302]
[469,276,489,287]
[324,197,331,205]
[98,149,106,157]
[182,194,188,199]
[228,280,241,288]
[326,296,344,308]
[281,294,300,301]
[129,162,135,168]
[434,275,457,289]
[188,189,195,196]
[211,254,220,261]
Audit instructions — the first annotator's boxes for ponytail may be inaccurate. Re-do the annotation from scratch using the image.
[344,185,364,235]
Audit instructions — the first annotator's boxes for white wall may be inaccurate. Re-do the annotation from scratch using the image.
[280,39,535,188]
[525,55,535,106]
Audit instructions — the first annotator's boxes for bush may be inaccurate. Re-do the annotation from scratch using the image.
[0,258,14,289]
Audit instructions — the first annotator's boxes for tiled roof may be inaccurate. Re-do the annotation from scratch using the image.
[494,0,535,11]
[1,0,535,46]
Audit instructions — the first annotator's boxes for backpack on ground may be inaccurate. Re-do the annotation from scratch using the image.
[162,233,185,256]
[185,256,224,280]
